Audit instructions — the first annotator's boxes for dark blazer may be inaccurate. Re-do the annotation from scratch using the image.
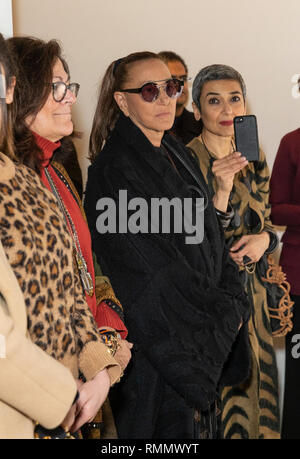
[84,114,250,439]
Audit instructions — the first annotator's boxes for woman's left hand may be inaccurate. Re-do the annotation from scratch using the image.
[114,339,133,371]
[70,369,111,433]
[229,232,270,266]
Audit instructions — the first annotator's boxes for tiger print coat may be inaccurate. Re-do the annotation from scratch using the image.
[188,137,280,439]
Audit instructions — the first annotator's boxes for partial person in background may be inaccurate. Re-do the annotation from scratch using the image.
[188,64,282,439]
[158,51,202,144]
[270,127,300,439]
[0,33,120,439]
[7,35,131,438]
[0,31,79,440]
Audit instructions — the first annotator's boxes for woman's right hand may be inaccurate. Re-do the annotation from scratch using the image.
[212,152,248,212]
[212,151,248,194]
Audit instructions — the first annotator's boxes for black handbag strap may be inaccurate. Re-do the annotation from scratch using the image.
[162,139,209,210]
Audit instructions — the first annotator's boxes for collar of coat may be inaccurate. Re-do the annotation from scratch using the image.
[111,113,201,186]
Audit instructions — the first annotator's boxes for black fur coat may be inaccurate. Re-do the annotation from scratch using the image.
[84,114,251,439]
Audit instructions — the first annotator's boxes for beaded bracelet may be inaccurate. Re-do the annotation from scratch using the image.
[215,204,234,229]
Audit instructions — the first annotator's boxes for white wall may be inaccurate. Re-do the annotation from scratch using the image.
[12,0,295,423]
[12,0,300,183]
[0,0,13,37]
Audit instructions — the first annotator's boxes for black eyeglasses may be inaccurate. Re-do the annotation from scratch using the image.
[120,78,183,103]
[50,81,80,102]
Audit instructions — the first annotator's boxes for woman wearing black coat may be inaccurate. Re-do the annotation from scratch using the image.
[84,51,251,439]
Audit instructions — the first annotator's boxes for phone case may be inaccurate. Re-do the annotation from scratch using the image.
[234,115,260,162]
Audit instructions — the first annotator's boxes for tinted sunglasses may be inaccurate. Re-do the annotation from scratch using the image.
[120,78,183,103]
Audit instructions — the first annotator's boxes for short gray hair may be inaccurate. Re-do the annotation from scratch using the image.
[192,64,246,110]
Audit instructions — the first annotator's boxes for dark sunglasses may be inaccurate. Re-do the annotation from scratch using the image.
[50,81,80,102]
[120,78,183,103]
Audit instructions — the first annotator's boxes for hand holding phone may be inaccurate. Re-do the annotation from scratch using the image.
[234,115,260,162]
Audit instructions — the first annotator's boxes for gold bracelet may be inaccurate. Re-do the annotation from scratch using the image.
[100,330,120,356]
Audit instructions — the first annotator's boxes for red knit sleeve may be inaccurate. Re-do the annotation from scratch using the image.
[95,301,128,339]
[270,132,300,227]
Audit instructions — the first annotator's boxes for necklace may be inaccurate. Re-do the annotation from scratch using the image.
[44,167,94,297]
[201,134,235,160]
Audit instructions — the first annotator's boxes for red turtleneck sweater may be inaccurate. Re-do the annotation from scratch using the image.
[35,133,127,337]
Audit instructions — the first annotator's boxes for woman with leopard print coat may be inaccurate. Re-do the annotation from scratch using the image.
[0,33,81,440]
[0,37,122,437]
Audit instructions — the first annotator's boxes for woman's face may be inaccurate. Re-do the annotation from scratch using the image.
[193,79,246,138]
[166,59,188,108]
[114,59,177,144]
[26,58,76,142]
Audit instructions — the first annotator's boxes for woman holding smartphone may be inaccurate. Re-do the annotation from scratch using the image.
[188,64,281,439]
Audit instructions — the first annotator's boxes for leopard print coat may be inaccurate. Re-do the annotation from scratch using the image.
[0,152,121,383]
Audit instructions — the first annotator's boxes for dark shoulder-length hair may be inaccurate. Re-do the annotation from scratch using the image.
[89,51,161,162]
[0,33,16,160]
[6,36,70,174]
